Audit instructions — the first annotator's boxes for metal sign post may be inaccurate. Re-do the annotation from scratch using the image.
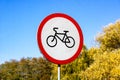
[58,64,60,80]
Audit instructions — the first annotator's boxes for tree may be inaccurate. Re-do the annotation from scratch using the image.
[96,20,120,51]
[80,49,120,80]
[80,20,120,79]
[0,57,52,80]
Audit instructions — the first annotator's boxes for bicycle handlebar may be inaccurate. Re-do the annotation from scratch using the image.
[53,27,58,32]
[53,27,58,30]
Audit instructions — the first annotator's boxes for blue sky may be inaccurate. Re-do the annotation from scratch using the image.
[0,0,120,64]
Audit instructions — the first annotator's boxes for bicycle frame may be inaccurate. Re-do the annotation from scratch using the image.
[54,32,70,43]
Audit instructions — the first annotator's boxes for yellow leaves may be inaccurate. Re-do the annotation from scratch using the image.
[80,49,120,79]
[96,20,120,51]
[111,66,120,76]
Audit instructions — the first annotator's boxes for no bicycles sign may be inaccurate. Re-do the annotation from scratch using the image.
[37,13,83,64]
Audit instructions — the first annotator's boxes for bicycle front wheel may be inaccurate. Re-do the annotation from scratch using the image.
[46,35,57,47]
[65,37,75,48]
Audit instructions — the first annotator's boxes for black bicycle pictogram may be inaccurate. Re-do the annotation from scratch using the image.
[46,27,75,48]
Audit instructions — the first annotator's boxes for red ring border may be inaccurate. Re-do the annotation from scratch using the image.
[37,13,83,64]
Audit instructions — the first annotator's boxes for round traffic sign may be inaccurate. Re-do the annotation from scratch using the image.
[37,13,83,64]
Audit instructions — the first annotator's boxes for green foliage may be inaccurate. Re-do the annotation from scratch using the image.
[0,57,52,80]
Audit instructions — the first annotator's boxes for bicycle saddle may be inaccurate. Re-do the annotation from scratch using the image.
[64,30,69,33]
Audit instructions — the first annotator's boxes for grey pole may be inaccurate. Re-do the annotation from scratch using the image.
[58,64,60,80]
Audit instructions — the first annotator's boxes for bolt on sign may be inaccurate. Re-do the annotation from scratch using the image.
[37,13,83,64]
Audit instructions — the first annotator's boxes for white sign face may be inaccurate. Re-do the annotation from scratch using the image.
[42,17,79,60]
[37,13,83,64]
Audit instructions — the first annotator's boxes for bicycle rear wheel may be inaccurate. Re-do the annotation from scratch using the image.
[46,35,57,47]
